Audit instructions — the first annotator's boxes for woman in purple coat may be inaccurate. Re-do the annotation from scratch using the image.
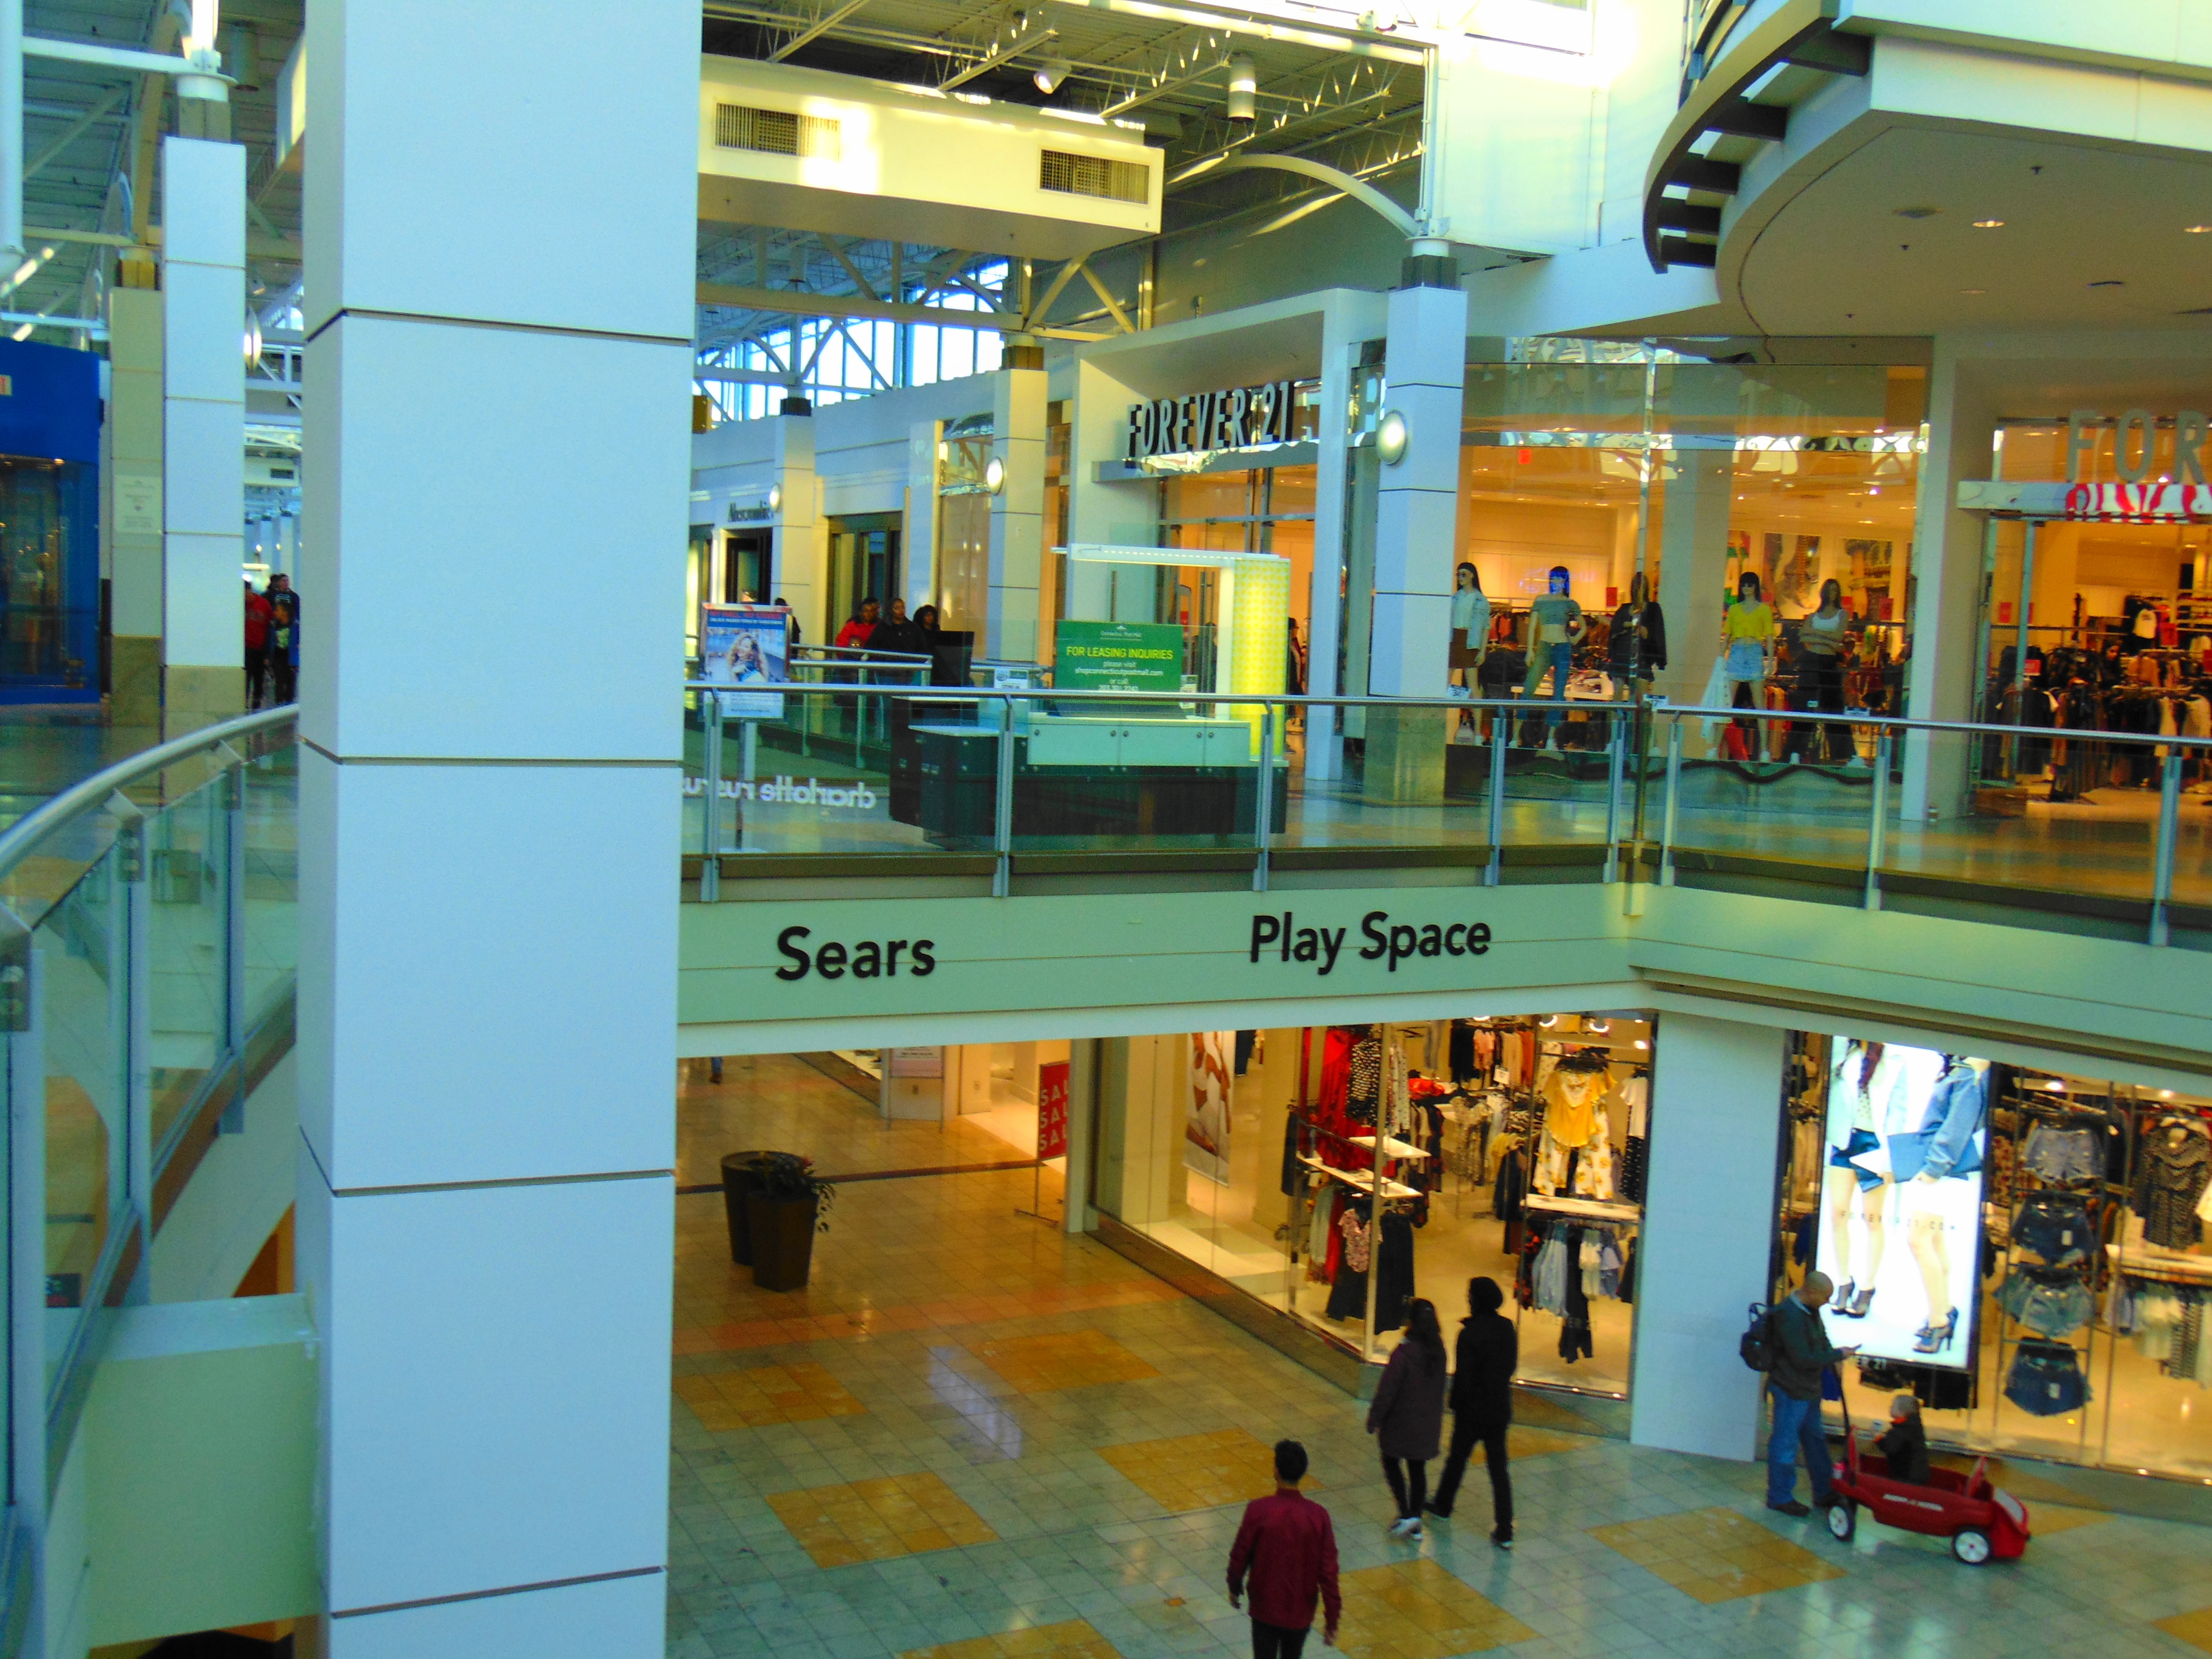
[1366,1297,1448,1540]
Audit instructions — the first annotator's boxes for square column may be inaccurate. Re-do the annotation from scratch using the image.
[1366,281,1465,802]
[1653,443,1734,748]
[771,411,823,640]
[1630,1012,1785,1461]
[298,1,694,1652]
[161,137,246,732]
[989,359,1047,663]
[104,284,164,726]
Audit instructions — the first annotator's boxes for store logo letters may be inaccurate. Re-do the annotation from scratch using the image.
[1250,909,1491,976]
[1126,378,1299,460]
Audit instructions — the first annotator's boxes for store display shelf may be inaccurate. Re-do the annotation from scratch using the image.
[2107,1242,2212,1284]
[1525,1194,1641,1222]
[1349,1135,1429,1161]
[1298,1154,1419,1200]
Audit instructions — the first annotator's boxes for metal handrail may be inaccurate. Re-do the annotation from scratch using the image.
[0,705,297,889]
[678,681,2212,752]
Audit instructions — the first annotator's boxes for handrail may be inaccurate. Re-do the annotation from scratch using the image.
[679,680,2212,751]
[0,704,297,889]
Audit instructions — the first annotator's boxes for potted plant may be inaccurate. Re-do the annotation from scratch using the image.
[745,1153,836,1291]
[718,1149,772,1264]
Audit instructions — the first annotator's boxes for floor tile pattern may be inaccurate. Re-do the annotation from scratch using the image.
[668,1141,2212,1659]
[972,1330,1161,1394]
[897,1617,1122,1659]
[768,1471,1000,1569]
[1097,1428,1308,1515]
[1587,1506,1847,1604]
[676,1361,866,1430]
[1335,1560,1537,1659]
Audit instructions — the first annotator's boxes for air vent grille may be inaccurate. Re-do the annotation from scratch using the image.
[716,104,842,160]
[1040,149,1149,204]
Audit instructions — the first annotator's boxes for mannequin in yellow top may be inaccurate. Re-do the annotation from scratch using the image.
[1721,571,1777,750]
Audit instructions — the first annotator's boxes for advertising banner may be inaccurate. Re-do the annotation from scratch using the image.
[1185,1030,1233,1185]
[1813,1039,1991,1370]
[1054,620,1183,693]
[702,601,790,719]
[1037,1060,1070,1161]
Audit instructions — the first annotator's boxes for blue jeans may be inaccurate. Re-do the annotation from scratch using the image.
[1525,641,1574,731]
[1765,1390,1833,1507]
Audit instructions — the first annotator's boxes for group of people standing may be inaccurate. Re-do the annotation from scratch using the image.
[243,574,301,709]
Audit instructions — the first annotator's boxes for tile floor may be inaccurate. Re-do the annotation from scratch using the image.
[670,1107,2212,1659]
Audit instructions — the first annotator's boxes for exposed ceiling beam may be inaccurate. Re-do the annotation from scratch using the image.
[940,26,1057,92]
[1168,151,1416,235]
[25,87,130,183]
[818,234,879,301]
[697,281,1106,339]
[1101,58,1229,118]
[770,0,871,62]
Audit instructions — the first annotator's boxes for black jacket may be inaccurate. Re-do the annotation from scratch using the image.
[1450,1312,1518,1425]
[1768,1294,1845,1403]
[1875,1416,1929,1484]
[1607,600,1666,678]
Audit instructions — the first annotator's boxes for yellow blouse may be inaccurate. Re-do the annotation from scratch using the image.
[1723,599,1776,644]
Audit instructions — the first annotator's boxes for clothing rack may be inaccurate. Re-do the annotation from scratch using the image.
[1525,1194,1641,1223]
[1297,1153,1420,1202]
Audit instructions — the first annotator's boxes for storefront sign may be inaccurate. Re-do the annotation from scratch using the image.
[1126,379,1300,461]
[685,775,881,812]
[1037,1060,1070,1159]
[775,925,936,981]
[1054,620,1183,692]
[1956,479,2212,523]
[1249,909,1491,976]
[2065,407,2209,483]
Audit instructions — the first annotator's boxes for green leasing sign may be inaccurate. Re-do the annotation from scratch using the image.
[1054,620,1184,693]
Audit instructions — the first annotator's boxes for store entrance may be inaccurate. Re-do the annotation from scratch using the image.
[829,514,900,634]
[723,529,770,604]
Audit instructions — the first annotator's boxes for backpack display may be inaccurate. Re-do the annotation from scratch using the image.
[1739,1302,1777,1372]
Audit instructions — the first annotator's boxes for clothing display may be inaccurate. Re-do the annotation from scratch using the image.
[2133,1119,2211,1250]
[2021,1121,2102,1184]
[1996,1265,2096,1340]
[2012,1191,2097,1267]
[2003,1339,2090,1416]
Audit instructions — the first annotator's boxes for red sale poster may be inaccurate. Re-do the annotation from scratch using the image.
[1037,1060,1070,1160]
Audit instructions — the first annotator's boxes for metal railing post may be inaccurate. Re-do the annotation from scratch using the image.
[993,700,1015,898]
[2151,750,2182,946]
[221,754,247,1134]
[119,805,151,1302]
[699,694,723,903]
[855,666,867,769]
[1659,718,1682,886]
[1864,729,1893,912]
[1485,706,1506,887]
[8,941,49,1565]
[1253,705,1274,893]
[1603,713,1626,884]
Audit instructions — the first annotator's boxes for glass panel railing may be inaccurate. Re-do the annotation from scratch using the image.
[145,777,228,1157]
[241,746,298,1033]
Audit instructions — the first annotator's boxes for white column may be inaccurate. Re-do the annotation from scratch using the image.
[1652,443,1733,719]
[904,419,940,617]
[1629,1012,1786,1461]
[161,137,246,728]
[298,2,691,1653]
[1365,281,1465,801]
[1304,314,1358,782]
[772,411,821,640]
[1901,337,1996,819]
[105,285,164,725]
[989,359,1047,663]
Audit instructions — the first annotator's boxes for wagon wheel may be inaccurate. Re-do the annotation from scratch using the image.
[1951,1527,1993,1565]
[1826,1499,1856,1543]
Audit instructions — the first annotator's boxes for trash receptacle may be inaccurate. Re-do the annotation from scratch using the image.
[720,1151,769,1264]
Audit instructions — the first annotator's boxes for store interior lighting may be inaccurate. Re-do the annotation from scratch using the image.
[1033,59,1070,94]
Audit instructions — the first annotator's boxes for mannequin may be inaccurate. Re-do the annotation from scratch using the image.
[1721,571,1776,754]
[1525,565,1583,744]
[1794,577,1849,762]
[1607,571,1666,703]
[1450,562,1490,738]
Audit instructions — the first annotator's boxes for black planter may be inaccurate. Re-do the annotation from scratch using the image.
[719,1151,771,1264]
[748,1193,820,1291]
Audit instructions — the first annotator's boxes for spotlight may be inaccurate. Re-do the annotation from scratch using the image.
[1227,55,1256,123]
[1034,59,1070,94]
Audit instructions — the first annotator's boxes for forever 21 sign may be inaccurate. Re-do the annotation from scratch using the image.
[1126,379,1302,461]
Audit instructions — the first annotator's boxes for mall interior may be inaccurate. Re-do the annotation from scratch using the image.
[6,1,2212,1657]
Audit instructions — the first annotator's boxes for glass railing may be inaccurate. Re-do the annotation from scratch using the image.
[684,682,2212,937]
[0,705,297,1633]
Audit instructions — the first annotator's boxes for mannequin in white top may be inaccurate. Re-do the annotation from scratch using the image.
[1450,563,1491,738]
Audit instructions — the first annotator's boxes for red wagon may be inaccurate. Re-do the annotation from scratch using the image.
[1825,1404,2032,1564]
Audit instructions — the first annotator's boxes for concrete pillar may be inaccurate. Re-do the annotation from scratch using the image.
[1364,279,1465,802]
[161,137,246,733]
[1653,443,1734,735]
[1901,338,1998,820]
[1304,320,1359,782]
[904,419,940,618]
[296,2,692,1652]
[105,284,164,726]
[771,412,822,641]
[988,356,1048,663]
[1629,1012,1785,1461]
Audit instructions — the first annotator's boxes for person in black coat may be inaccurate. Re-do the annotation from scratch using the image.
[1425,1276,1518,1547]
[1365,1298,1447,1540]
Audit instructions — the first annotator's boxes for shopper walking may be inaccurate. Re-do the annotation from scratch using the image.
[1366,1297,1447,1539]
[1765,1269,1855,1516]
[1425,1276,1516,1547]
[1227,1439,1340,1658]
[243,580,271,709]
[266,573,300,705]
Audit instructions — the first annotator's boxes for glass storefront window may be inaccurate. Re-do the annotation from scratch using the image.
[1094,1012,1655,1402]
[1780,1032,2212,1486]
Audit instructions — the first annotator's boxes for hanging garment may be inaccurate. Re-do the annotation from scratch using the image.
[1543,1065,1607,1149]
[2004,1340,2089,1417]
[1559,1231,1594,1362]
[2134,1123,2211,1250]
[1996,1264,2095,1339]
[1374,1212,1416,1333]
[1449,1022,1477,1084]
[1570,1108,1617,1201]
[1346,1030,1384,1127]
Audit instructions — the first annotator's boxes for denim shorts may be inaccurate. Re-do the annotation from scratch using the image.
[2021,1123,2101,1185]
[2004,1340,2089,1417]
[2011,1193,2095,1266]
[1828,1127,1884,1191]
[1725,640,1764,680]
[1996,1267,2095,1339]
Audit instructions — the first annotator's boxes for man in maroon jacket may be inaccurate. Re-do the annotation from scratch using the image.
[1227,1440,1340,1657]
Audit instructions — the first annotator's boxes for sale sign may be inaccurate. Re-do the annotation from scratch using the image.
[1037,1060,1071,1161]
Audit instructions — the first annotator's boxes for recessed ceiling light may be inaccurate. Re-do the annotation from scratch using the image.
[2188,226,2212,234]
[1971,219,2005,229]
[1960,288,1986,295]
